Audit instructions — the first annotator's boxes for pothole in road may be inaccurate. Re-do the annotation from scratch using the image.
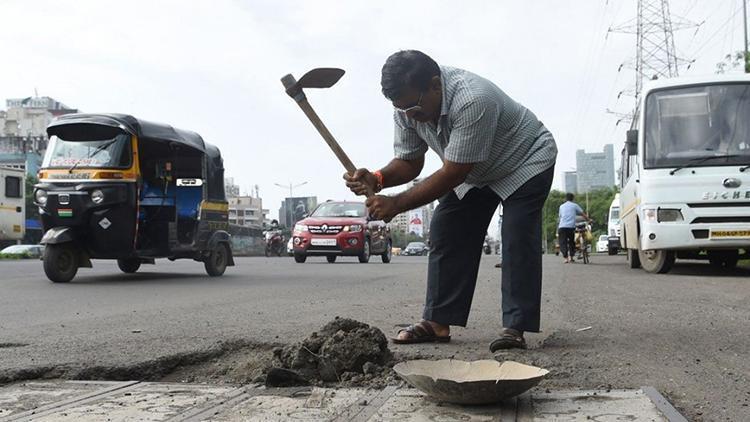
[1,318,403,389]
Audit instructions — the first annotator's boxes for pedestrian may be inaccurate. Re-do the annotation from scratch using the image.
[344,50,557,351]
[557,193,590,264]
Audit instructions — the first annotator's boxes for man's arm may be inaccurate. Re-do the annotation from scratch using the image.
[344,156,424,196]
[576,204,591,221]
[366,160,473,221]
[380,156,424,188]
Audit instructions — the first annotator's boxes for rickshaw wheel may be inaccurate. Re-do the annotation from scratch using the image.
[43,244,78,283]
[117,259,141,274]
[205,243,229,277]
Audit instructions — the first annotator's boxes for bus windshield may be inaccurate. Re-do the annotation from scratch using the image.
[42,133,132,169]
[644,83,750,169]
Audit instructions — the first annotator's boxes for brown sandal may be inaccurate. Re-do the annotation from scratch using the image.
[391,321,451,344]
[489,328,527,351]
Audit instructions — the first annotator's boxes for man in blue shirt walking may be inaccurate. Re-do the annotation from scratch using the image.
[558,193,590,263]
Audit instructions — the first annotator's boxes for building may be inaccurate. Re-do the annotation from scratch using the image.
[563,171,578,194]
[224,177,241,198]
[575,144,615,193]
[0,96,77,176]
[228,196,266,227]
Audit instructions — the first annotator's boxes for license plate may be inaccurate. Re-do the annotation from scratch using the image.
[310,238,337,246]
[710,229,750,239]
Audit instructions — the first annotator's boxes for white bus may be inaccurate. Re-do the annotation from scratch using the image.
[619,74,750,273]
[0,167,25,244]
[606,193,620,255]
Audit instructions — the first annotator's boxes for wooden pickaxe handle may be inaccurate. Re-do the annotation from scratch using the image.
[282,73,374,198]
[296,98,357,174]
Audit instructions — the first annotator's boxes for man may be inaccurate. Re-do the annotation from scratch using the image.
[557,193,590,264]
[344,50,557,351]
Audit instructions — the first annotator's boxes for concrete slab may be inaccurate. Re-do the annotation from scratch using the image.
[0,381,136,421]
[0,381,685,421]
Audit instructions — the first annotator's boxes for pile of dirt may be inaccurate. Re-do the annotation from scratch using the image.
[267,317,396,387]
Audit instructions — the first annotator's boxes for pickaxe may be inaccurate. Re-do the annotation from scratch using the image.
[281,68,374,197]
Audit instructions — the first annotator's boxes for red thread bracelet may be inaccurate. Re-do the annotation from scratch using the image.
[373,170,384,192]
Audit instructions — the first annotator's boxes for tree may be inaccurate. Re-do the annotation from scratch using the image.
[25,175,39,221]
[541,187,619,251]
[716,51,749,74]
[390,230,425,249]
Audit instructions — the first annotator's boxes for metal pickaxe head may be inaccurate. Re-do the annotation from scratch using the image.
[281,68,345,103]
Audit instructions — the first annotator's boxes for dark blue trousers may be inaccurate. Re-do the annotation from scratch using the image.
[422,166,554,333]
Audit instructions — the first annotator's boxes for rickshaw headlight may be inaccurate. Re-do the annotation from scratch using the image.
[91,189,105,204]
[35,189,48,206]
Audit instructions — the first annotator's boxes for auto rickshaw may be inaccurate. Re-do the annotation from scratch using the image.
[34,113,234,282]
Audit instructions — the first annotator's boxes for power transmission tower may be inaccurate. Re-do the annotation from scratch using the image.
[609,0,700,111]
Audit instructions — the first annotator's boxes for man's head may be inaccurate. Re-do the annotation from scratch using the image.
[381,50,442,123]
[565,193,575,202]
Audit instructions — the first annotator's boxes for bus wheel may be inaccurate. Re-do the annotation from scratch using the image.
[44,244,78,283]
[638,248,674,274]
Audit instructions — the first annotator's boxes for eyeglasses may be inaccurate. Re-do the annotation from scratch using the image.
[394,92,423,114]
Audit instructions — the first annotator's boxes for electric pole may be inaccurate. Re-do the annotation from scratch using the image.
[609,0,699,115]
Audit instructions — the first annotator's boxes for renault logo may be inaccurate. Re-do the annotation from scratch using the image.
[321,224,328,232]
[723,178,742,188]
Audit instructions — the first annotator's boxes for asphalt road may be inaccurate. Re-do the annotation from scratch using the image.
[0,253,748,421]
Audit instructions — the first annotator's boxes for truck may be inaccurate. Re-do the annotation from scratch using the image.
[0,167,25,246]
[607,193,621,255]
[619,74,750,273]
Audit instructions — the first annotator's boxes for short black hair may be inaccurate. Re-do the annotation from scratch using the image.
[381,50,440,101]
[565,193,575,201]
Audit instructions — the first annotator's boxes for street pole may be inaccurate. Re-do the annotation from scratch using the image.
[274,181,308,199]
[274,181,308,227]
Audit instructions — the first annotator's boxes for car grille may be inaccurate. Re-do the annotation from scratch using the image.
[308,225,343,234]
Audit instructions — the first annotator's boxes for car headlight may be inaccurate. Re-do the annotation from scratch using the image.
[35,189,48,206]
[294,224,308,233]
[345,224,363,233]
[91,189,105,204]
[657,208,683,222]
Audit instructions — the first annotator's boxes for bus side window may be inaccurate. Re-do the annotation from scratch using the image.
[5,176,21,198]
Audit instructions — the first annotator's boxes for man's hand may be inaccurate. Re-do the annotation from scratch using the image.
[343,168,377,197]
[365,195,400,222]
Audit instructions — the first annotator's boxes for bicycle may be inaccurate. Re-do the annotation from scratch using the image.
[575,221,592,264]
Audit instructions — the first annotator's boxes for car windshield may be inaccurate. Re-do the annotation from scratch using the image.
[644,83,750,169]
[311,202,366,218]
[406,242,425,249]
[599,235,608,242]
[42,133,132,169]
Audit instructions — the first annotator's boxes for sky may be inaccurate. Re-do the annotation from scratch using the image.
[2,0,748,237]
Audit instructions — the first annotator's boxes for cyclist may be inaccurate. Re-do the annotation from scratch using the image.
[558,193,591,264]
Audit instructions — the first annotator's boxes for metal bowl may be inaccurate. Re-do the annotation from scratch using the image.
[393,359,549,405]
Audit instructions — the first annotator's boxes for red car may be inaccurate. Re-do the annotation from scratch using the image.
[292,201,392,263]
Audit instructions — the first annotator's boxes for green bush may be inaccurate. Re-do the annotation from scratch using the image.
[0,253,34,260]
